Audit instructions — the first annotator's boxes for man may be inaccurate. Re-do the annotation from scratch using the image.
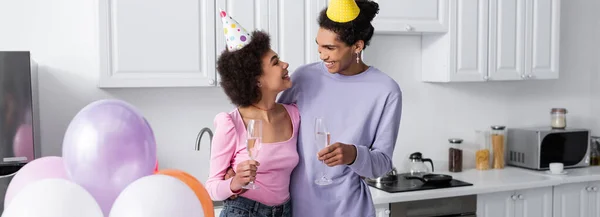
[277,0,402,216]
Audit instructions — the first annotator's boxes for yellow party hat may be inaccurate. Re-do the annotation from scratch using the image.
[326,0,360,23]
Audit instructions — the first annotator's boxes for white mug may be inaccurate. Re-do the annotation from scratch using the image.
[549,162,564,174]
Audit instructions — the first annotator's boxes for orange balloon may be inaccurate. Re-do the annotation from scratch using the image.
[157,169,214,217]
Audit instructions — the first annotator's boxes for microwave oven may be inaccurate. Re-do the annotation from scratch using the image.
[507,127,590,170]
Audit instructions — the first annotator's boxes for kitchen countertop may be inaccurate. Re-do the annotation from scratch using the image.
[213,166,600,208]
[369,166,600,204]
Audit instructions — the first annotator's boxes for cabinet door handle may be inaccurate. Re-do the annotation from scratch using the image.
[593,187,598,192]
[586,187,592,192]
[208,79,215,85]
[405,25,414,31]
[521,74,527,79]
[518,194,524,200]
[384,209,391,215]
[511,195,518,200]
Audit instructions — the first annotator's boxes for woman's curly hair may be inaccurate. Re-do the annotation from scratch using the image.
[318,0,379,49]
[217,31,271,107]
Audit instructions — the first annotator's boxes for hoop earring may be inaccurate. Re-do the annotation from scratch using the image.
[257,82,262,87]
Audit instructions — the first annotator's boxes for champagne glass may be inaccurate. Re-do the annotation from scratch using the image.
[315,117,333,186]
[242,119,262,190]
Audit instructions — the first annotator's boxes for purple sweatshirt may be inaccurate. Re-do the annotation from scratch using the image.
[277,62,402,217]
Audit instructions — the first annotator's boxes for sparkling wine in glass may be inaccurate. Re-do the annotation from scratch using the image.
[243,119,262,190]
[315,117,333,186]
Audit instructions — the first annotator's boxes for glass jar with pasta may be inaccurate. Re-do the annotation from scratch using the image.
[491,125,507,169]
[475,130,490,170]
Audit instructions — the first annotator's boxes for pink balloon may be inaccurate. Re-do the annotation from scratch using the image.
[4,156,69,208]
[13,124,34,162]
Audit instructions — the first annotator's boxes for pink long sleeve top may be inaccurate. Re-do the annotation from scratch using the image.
[205,104,300,206]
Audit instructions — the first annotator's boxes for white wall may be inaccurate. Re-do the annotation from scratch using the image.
[0,0,598,181]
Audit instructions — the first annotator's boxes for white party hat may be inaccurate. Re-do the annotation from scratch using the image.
[219,9,252,51]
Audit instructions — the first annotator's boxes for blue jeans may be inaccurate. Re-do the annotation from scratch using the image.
[220,196,292,217]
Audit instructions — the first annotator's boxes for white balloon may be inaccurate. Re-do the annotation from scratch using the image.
[109,174,204,217]
[2,178,103,217]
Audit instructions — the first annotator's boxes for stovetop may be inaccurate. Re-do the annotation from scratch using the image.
[366,173,473,193]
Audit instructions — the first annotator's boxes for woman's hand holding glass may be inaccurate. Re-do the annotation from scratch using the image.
[229,160,261,192]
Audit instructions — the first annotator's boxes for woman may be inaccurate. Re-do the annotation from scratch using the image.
[205,10,298,217]
[278,0,403,216]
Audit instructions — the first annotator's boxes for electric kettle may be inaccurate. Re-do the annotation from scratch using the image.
[409,152,434,176]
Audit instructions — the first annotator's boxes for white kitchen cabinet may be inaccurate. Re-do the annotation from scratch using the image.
[422,0,489,82]
[524,0,561,79]
[372,0,448,33]
[421,0,560,82]
[374,203,391,217]
[553,181,600,217]
[98,0,217,88]
[515,187,553,217]
[477,190,515,217]
[98,0,330,88]
[591,181,600,217]
[477,187,552,217]
[487,0,526,81]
